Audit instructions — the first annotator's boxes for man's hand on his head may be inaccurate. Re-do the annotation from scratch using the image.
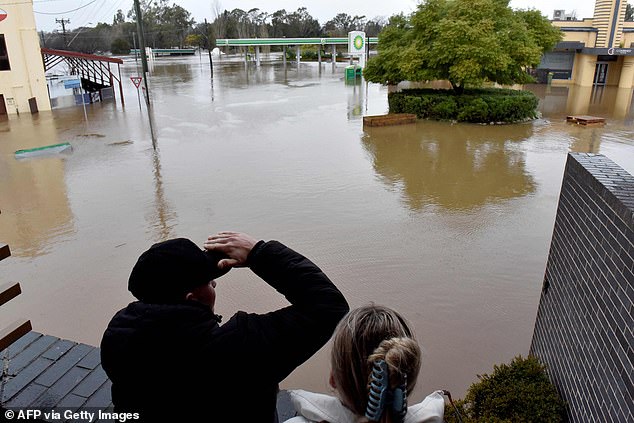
[204,231,259,269]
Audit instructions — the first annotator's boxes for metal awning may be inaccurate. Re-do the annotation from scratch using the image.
[41,48,124,106]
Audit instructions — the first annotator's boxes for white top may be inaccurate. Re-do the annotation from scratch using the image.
[284,389,445,423]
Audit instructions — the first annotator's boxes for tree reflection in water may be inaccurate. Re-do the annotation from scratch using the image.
[361,121,536,211]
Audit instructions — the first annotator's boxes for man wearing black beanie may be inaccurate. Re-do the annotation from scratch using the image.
[100,231,349,422]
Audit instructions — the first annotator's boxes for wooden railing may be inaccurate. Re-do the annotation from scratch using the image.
[0,210,32,351]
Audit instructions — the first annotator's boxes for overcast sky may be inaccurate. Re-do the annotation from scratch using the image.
[26,0,601,32]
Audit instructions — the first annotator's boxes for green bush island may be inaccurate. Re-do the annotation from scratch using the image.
[388,88,539,123]
[444,355,566,423]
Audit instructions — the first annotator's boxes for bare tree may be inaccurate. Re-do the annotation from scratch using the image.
[211,0,227,38]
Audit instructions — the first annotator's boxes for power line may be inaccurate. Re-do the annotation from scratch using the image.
[0,0,66,5]
[34,0,101,15]
[42,27,195,36]
[42,34,120,39]
[69,0,87,24]
[73,0,104,27]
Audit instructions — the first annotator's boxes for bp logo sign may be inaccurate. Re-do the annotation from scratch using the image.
[348,31,366,55]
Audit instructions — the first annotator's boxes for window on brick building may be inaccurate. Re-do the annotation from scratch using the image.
[0,35,10,71]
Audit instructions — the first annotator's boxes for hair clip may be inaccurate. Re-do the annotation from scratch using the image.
[391,376,407,422]
[365,360,389,421]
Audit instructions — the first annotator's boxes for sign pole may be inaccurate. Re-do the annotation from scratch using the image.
[130,77,143,109]
[132,32,140,75]
[65,77,87,121]
[81,87,88,122]
[134,0,150,105]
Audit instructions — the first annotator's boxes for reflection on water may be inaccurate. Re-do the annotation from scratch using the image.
[152,62,194,83]
[0,56,633,400]
[569,126,603,154]
[362,122,536,211]
[0,114,75,257]
[147,149,176,240]
[531,83,634,121]
[530,83,634,162]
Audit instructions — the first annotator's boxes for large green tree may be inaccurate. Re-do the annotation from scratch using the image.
[364,17,387,37]
[322,13,366,36]
[363,14,412,85]
[269,10,289,37]
[127,0,194,48]
[364,0,562,93]
[160,4,195,47]
[286,7,321,37]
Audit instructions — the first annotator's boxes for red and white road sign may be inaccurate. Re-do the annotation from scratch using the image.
[0,9,8,22]
[130,77,142,88]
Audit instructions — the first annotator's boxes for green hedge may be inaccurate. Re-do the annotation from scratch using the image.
[444,356,566,423]
[388,88,539,123]
[285,46,340,61]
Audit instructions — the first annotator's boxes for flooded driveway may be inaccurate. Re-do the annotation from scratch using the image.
[1,55,633,398]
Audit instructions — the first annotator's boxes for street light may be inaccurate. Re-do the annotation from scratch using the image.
[67,23,93,47]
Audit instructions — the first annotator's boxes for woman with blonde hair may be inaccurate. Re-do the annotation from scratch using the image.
[286,304,445,423]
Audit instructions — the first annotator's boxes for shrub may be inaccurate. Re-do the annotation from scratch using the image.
[457,98,490,123]
[431,98,457,120]
[387,88,538,123]
[398,96,429,117]
[111,38,130,55]
[285,46,337,61]
[444,356,566,423]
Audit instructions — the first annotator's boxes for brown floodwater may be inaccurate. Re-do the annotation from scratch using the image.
[1,55,633,400]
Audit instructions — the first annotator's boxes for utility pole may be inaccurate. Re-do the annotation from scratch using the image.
[205,18,213,77]
[56,18,70,47]
[40,31,46,47]
[133,0,150,105]
[132,32,139,74]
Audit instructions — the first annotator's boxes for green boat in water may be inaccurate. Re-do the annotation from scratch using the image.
[14,142,72,159]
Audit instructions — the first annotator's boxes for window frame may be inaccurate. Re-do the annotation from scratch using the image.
[0,34,11,71]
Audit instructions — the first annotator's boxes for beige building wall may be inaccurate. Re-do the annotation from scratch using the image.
[0,0,50,115]
[552,19,597,47]
[619,56,634,88]
[568,54,597,87]
[592,0,627,48]
[552,19,598,47]
[622,22,634,47]
[606,56,622,85]
[558,31,597,45]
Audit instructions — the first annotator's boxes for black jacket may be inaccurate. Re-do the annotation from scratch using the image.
[100,240,349,422]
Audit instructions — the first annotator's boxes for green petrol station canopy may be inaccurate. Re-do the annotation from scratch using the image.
[215,37,379,47]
